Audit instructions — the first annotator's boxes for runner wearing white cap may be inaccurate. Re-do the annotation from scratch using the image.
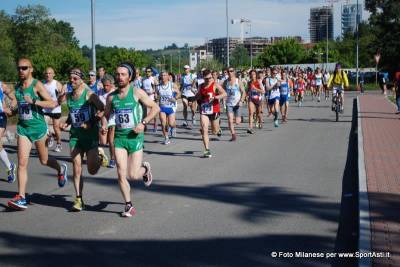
[180,65,197,127]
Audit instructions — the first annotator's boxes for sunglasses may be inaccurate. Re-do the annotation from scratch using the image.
[89,74,96,77]
[70,76,80,81]
[204,76,212,80]
[228,70,235,73]
[17,66,29,71]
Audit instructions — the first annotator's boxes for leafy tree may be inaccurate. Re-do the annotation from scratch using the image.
[231,45,250,68]
[0,11,17,80]
[365,0,400,73]
[256,39,305,67]
[196,59,224,72]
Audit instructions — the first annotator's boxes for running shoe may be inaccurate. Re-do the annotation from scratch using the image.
[58,163,68,187]
[54,143,62,153]
[108,159,116,168]
[258,123,263,129]
[121,204,136,217]
[162,138,170,145]
[217,128,222,137]
[7,162,16,183]
[98,148,109,167]
[255,122,259,128]
[8,194,27,210]
[71,197,84,211]
[47,136,54,148]
[142,161,153,187]
[274,120,279,128]
[203,149,212,158]
[182,121,188,127]
[247,128,254,134]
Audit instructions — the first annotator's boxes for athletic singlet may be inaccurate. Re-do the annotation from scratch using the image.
[89,81,99,95]
[157,82,176,109]
[142,77,155,95]
[200,82,220,115]
[267,78,280,99]
[315,73,323,86]
[181,73,196,97]
[132,77,142,89]
[43,80,62,114]
[279,80,289,96]
[67,87,96,132]
[225,78,241,107]
[296,79,306,91]
[249,80,263,103]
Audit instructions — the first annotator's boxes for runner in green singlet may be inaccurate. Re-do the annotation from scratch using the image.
[7,58,68,211]
[102,62,159,217]
[59,68,105,211]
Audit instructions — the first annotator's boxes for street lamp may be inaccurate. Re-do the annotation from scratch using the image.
[91,0,96,71]
[356,0,360,86]
[226,0,229,67]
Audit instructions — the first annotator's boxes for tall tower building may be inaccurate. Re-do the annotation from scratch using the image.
[309,6,334,43]
[342,4,362,37]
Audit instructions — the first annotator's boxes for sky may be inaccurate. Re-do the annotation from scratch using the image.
[1,0,370,50]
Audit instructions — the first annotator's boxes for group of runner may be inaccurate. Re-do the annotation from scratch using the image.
[0,58,348,216]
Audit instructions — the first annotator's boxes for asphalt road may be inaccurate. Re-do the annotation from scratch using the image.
[0,92,359,267]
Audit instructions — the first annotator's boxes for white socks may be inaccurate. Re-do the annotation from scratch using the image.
[0,149,11,170]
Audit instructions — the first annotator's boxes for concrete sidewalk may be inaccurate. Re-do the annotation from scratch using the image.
[358,94,400,266]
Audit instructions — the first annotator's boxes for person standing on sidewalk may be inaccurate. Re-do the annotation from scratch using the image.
[395,71,400,114]
[7,58,68,211]
[103,62,159,217]
[0,80,17,183]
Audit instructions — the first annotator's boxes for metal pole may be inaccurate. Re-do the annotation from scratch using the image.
[91,0,96,71]
[170,54,172,72]
[178,51,181,71]
[376,62,378,85]
[250,23,253,68]
[326,9,329,70]
[226,0,229,67]
[356,0,360,86]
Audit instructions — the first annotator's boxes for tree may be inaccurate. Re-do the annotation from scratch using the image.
[256,39,305,67]
[0,11,17,80]
[231,45,250,68]
[196,59,224,72]
[365,0,400,73]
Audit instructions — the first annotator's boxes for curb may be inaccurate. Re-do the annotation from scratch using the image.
[357,96,372,267]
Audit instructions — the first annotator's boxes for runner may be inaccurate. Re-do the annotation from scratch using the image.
[265,69,281,127]
[247,69,265,133]
[0,80,16,183]
[99,74,117,168]
[132,68,142,89]
[323,70,330,101]
[97,66,106,82]
[279,70,291,123]
[314,68,323,102]
[156,71,180,145]
[103,62,159,217]
[141,67,158,132]
[59,68,105,211]
[43,67,63,152]
[7,58,68,211]
[180,65,197,128]
[223,67,246,141]
[88,70,101,95]
[327,63,349,112]
[296,73,306,107]
[196,69,226,158]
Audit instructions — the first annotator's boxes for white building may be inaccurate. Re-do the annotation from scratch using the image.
[189,49,213,69]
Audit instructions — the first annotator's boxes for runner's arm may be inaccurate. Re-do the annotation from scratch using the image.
[173,83,181,100]
[101,94,113,134]
[33,81,58,109]
[343,72,349,88]
[2,83,17,115]
[214,83,227,100]
[327,75,334,88]
[135,88,160,126]
[239,80,246,103]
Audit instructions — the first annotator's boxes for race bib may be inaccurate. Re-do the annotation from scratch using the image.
[201,103,213,115]
[115,108,135,129]
[160,96,171,106]
[18,102,32,120]
[70,107,90,128]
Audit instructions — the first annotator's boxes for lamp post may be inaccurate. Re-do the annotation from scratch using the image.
[91,0,96,71]
[356,0,360,86]
[226,0,229,67]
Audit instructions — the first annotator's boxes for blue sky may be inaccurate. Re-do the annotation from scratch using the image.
[1,0,369,50]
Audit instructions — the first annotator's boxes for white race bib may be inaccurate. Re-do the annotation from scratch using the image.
[18,102,33,120]
[201,103,213,115]
[115,108,135,129]
[70,107,90,128]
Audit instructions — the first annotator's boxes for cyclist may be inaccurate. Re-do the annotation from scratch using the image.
[327,64,349,112]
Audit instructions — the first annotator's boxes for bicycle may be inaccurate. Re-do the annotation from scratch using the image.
[332,89,343,122]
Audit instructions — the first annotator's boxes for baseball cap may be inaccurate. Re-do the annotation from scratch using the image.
[89,70,96,76]
[183,65,190,69]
